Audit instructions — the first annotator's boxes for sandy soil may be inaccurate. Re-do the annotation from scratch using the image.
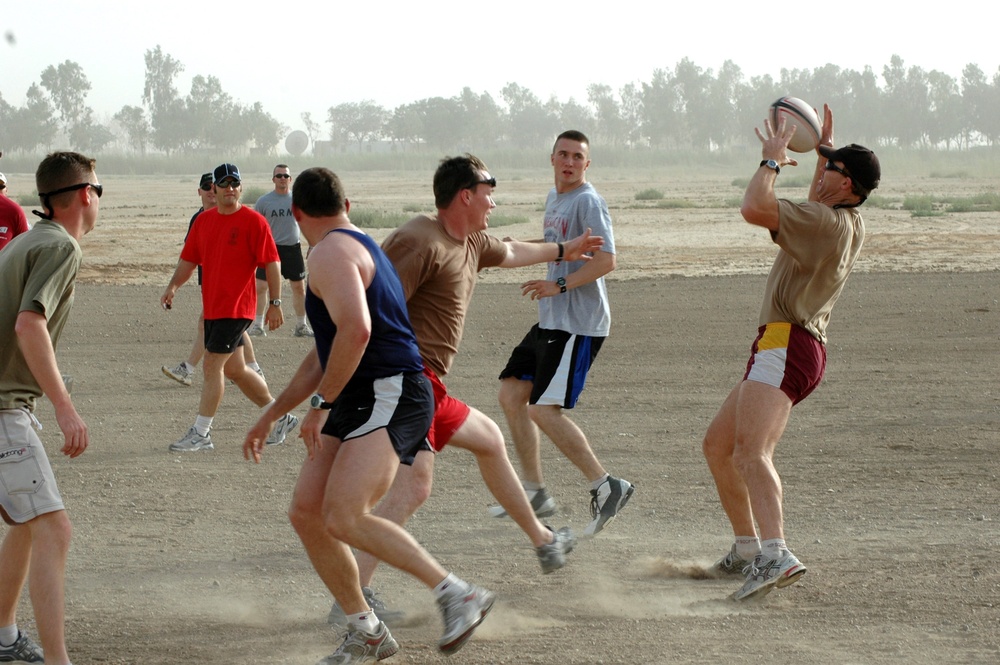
[6,170,999,664]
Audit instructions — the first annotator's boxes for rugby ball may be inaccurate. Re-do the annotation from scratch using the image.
[769,97,821,153]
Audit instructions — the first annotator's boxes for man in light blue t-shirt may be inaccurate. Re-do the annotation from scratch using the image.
[249,164,312,338]
[497,130,635,537]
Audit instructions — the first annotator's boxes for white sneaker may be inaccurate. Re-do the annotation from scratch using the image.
[293,323,314,337]
[170,426,214,452]
[247,323,266,337]
[266,413,299,446]
[584,476,635,536]
[488,487,557,519]
[437,584,495,654]
[731,550,807,601]
[162,362,194,386]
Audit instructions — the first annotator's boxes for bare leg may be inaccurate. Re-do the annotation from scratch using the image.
[290,278,307,319]
[0,523,31,625]
[224,346,271,407]
[23,512,72,665]
[449,409,552,547]
[528,403,606,483]
[198,350,232,417]
[703,383,757,537]
[184,312,205,368]
[498,377,544,484]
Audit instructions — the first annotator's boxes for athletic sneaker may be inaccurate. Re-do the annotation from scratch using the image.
[584,476,635,536]
[162,362,194,386]
[294,322,315,338]
[536,526,577,574]
[327,587,406,629]
[0,630,44,663]
[265,413,299,446]
[169,426,214,452]
[247,322,266,337]
[731,550,807,602]
[488,487,557,519]
[712,544,753,578]
[316,621,398,664]
[437,584,495,654]
[253,365,266,381]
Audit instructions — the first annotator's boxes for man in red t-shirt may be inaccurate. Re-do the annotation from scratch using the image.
[0,172,30,251]
[161,163,298,452]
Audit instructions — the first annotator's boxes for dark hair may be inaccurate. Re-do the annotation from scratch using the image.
[552,130,590,154]
[36,151,96,212]
[273,164,289,173]
[292,167,346,217]
[433,154,488,209]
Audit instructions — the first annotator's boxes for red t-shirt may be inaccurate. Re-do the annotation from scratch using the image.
[180,205,279,319]
[0,196,29,251]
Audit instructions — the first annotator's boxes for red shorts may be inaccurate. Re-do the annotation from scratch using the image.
[424,367,471,452]
[743,322,826,405]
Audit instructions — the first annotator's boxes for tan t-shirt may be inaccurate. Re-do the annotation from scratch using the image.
[381,215,507,376]
[758,200,865,344]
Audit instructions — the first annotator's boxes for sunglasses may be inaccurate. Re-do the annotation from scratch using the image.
[217,179,241,189]
[469,176,497,189]
[273,173,291,179]
[200,183,213,191]
[824,160,851,178]
[39,182,104,199]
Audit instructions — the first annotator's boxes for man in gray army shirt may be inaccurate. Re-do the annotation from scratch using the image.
[249,164,312,338]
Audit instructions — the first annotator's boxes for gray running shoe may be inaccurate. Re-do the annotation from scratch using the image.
[328,587,407,629]
[0,630,44,663]
[488,487,557,519]
[294,322,315,338]
[162,362,194,386]
[731,550,807,602]
[536,526,577,574]
[713,544,753,578]
[316,621,398,664]
[437,584,495,655]
[266,413,299,446]
[247,323,266,337]
[584,476,635,536]
[169,426,214,452]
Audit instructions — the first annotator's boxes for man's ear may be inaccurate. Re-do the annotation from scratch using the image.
[345,198,351,214]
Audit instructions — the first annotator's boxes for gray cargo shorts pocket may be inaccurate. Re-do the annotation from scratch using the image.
[0,446,45,494]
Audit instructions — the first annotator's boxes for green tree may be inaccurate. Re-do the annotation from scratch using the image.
[39,60,92,138]
[244,102,284,153]
[69,109,115,153]
[641,68,682,148]
[587,83,625,147]
[327,100,388,150]
[501,83,557,149]
[114,105,151,155]
[143,46,186,153]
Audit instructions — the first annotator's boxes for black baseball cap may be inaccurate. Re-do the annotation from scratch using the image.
[199,172,213,189]
[213,163,241,184]
[819,144,880,195]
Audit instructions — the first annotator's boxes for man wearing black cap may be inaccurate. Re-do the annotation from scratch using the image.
[702,104,880,601]
[161,163,298,452]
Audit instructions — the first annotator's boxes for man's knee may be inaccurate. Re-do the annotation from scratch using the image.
[30,510,73,549]
[498,379,528,413]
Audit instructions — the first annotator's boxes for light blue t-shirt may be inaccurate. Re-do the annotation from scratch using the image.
[538,182,615,337]
[255,191,299,245]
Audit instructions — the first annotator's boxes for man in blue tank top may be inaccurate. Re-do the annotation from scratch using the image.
[242,167,494,663]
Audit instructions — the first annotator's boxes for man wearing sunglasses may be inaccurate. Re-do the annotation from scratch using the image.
[161,163,297,453]
[703,104,880,602]
[0,151,101,665]
[249,164,312,338]
[160,173,264,387]
[325,154,602,627]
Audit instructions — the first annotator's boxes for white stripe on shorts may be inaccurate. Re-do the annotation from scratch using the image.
[535,335,576,406]
[345,374,404,440]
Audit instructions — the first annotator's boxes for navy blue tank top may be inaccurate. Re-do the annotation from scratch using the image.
[306,228,423,385]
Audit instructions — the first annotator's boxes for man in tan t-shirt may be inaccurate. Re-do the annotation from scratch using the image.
[702,105,880,602]
[325,154,603,627]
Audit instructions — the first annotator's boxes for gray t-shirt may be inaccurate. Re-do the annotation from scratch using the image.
[255,191,299,246]
[538,182,615,337]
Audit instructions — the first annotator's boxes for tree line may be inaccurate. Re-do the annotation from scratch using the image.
[1,47,998,157]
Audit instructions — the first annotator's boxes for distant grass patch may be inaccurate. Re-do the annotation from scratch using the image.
[241,186,267,206]
[655,199,698,209]
[635,188,664,201]
[351,209,409,229]
[401,203,423,213]
[929,170,971,179]
[488,213,530,227]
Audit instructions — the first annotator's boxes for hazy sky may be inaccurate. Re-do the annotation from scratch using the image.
[3,1,997,134]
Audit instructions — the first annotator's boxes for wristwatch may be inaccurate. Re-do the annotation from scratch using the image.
[556,277,567,294]
[760,159,780,175]
[309,393,333,410]
[268,298,282,307]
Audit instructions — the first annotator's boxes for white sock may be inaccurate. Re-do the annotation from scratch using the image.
[522,481,543,492]
[433,573,469,600]
[194,415,213,437]
[297,316,307,327]
[348,610,380,634]
[0,625,17,647]
[246,361,260,372]
[255,315,265,327]
[761,538,787,560]
[590,473,610,492]
[735,536,761,560]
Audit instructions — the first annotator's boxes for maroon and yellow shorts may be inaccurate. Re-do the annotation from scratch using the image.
[743,322,826,405]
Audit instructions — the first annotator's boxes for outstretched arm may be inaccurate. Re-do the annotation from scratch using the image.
[500,228,604,268]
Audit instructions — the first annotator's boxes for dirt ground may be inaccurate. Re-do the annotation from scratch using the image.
[5,168,999,664]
